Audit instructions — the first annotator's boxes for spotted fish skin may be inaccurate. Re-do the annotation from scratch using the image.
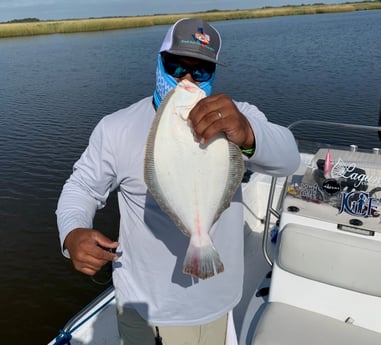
[144,80,244,280]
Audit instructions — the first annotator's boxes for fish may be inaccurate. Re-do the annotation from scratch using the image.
[144,80,244,280]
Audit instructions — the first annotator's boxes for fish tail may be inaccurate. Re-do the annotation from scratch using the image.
[182,237,224,280]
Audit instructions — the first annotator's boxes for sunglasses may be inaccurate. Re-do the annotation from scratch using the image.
[162,55,215,82]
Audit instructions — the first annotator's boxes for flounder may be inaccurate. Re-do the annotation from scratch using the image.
[144,80,244,279]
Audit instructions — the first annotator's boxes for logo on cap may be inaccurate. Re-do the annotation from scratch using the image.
[192,27,211,47]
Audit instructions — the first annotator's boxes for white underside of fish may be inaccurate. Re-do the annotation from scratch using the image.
[144,80,244,279]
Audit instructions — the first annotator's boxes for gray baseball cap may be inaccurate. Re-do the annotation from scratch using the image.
[159,18,222,64]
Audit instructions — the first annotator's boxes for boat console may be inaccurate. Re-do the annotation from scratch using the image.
[283,147,381,233]
[251,125,381,345]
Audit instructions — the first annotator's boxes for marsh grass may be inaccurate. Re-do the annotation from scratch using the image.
[1,2,380,38]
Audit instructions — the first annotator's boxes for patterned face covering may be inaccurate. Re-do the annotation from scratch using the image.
[153,53,216,110]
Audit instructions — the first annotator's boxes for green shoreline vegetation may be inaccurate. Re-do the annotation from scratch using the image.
[1,1,380,38]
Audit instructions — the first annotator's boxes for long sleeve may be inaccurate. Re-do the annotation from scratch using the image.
[56,117,118,256]
[236,101,300,177]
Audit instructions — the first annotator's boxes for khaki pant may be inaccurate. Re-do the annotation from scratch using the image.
[117,306,227,345]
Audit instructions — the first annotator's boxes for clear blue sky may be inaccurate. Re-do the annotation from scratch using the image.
[0,0,358,22]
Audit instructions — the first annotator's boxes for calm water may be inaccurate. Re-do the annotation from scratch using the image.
[0,10,380,344]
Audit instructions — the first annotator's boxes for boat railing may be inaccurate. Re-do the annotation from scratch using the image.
[288,119,381,133]
[262,119,381,267]
[52,285,115,345]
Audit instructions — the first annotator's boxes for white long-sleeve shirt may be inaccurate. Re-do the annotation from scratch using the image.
[56,96,299,326]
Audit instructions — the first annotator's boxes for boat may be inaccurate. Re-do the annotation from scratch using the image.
[49,120,381,345]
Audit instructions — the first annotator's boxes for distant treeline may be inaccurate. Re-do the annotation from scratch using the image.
[7,18,40,23]
[1,1,380,38]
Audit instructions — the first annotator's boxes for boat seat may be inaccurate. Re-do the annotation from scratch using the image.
[252,302,381,345]
[276,223,381,297]
[251,223,381,344]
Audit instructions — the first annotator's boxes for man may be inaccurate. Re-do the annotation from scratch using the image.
[56,18,300,345]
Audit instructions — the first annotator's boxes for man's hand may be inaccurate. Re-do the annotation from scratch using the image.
[64,228,119,276]
[188,93,255,149]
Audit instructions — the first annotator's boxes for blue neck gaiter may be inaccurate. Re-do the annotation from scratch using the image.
[153,54,216,110]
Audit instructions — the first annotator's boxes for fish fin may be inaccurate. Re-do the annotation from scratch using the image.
[182,237,224,280]
[144,88,190,236]
[213,142,245,224]
[144,88,176,181]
